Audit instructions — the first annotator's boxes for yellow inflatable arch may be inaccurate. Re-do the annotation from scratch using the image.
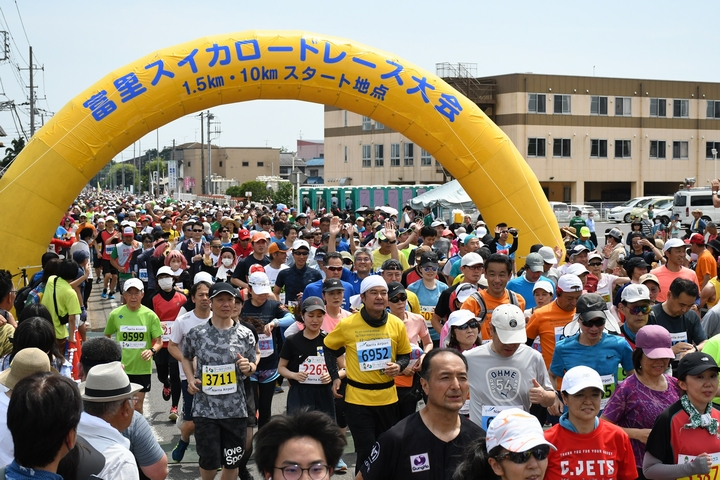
[0,30,561,275]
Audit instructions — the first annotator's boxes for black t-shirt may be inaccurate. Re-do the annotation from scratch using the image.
[649,303,707,346]
[279,331,338,387]
[240,320,258,389]
[275,266,322,304]
[433,287,455,321]
[360,411,485,480]
[240,299,287,371]
[232,254,270,283]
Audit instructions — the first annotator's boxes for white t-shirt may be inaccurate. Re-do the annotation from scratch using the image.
[170,309,212,381]
[595,273,619,308]
[0,393,12,467]
[264,263,289,286]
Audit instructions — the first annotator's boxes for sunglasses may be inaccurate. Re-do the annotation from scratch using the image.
[581,318,606,328]
[464,264,483,270]
[588,262,603,267]
[221,229,229,233]
[454,321,480,330]
[293,251,309,256]
[327,266,343,272]
[628,305,651,315]
[422,266,438,272]
[192,229,204,233]
[380,239,397,244]
[343,259,354,265]
[389,294,408,303]
[495,445,551,464]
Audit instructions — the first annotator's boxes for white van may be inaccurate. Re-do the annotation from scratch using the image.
[672,187,718,227]
[549,202,571,223]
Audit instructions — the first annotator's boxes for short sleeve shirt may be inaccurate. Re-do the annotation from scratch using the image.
[104,305,163,375]
[41,276,82,340]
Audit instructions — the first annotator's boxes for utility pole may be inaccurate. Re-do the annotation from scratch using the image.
[200,112,205,194]
[121,151,125,191]
[207,111,214,194]
[29,47,34,136]
[156,129,160,196]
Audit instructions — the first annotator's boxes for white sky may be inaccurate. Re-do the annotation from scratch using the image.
[0,0,718,160]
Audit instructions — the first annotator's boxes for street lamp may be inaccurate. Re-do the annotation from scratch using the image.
[713,148,718,181]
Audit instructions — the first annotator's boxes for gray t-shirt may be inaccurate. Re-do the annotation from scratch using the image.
[703,305,720,338]
[183,319,257,419]
[122,411,165,467]
[464,343,553,428]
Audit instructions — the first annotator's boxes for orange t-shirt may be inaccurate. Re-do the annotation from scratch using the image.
[525,301,576,369]
[696,249,716,285]
[650,265,699,302]
[461,289,526,341]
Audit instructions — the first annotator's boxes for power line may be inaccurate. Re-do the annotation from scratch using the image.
[0,7,27,67]
[12,1,29,51]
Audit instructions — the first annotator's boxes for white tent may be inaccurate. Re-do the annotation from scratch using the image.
[409,180,476,211]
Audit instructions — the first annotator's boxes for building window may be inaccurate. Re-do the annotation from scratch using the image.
[527,138,546,157]
[187,161,191,167]
[309,169,318,177]
[650,98,666,117]
[344,145,348,163]
[706,141,720,159]
[553,95,571,114]
[552,139,571,158]
[421,149,432,166]
[590,96,608,115]
[375,121,384,130]
[362,116,372,130]
[528,93,546,114]
[344,111,348,127]
[673,141,689,159]
[242,161,249,167]
[404,143,414,166]
[674,99,689,118]
[649,140,666,159]
[615,140,631,158]
[362,145,371,167]
[375,144,384,167]
[390,143,400,167]
[257,162,264,167]
[219,161,223,167]
[590,139,608,158]
[615,97,632,116]
[707,101,720,119]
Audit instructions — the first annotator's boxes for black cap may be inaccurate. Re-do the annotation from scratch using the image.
[322,278,345,292]
[575,293,608,323]
[418,251,439,268]
[302,296,326,313]
[708,239,720,255]
[380,259,403,271]
[387,282,405,299]
[209,282,239,299]
[677,351,720,379]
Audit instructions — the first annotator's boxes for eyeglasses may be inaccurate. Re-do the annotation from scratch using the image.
[588,262,603,267]
[581,318,606,328]
[389,294,408,303]
[380,239,397,244]
[454,321,480,330]
[221,229,229,233]
[343,259,354,265]
[293,251,309,256]
[495,445,551,464]
[274,464,329,480]
[464,264,483,270]
[355,257,371,263]
[326,266,343,272]
[211,245,222,249]
[422,266,438,272]
[499,230,509,234]
[192,229,204,233]
[628,305,651,315]
[127,396,139,406]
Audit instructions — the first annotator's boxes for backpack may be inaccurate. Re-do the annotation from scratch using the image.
[13,276,42,316]
[468,289,520,321]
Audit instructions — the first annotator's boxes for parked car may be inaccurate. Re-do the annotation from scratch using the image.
[549,201,571,223]
[652,199,674,225]
[569,204,600,219]
[607,196,657,223]
[629,197,673,221]
[673,187,718,227]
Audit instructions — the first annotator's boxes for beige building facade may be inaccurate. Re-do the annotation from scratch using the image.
[324,74,720,203]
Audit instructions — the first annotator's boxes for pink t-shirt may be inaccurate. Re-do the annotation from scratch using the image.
[650,265,699,302]
[402,311,429,344]
[322,309,351,333]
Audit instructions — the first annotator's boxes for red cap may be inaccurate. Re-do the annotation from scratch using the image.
[312,219,320,227]
[238,229,251,240]
[249,264,266,275]
[689,233,705,245]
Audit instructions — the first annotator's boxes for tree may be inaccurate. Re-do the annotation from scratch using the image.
[228,180,269,201]
[107,163,138,189]
[1,136,25,169]
[272,181,294,207]
[141,158,167,193]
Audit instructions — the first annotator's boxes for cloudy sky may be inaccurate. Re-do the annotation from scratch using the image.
[0,0,717,159]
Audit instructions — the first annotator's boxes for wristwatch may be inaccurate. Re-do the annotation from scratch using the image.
[150,347,157,356]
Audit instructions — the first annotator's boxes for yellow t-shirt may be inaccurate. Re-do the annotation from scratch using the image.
[372,250,409,271]
[324,311,411,406]
[41,276,81,340]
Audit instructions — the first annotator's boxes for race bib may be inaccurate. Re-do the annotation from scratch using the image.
[258,334,274,358]
[554,326,566,344]
[138,268,148,282]
[671,331,688,360]
[105,244,115,256]
[279,292,286,304]
[600,374,615,410]
[481,405,520,431]
[201,364,237,395]
[161,321,174,343]
[420,306,435,329]
[677,453,720,480]
[119,325,146,349]
[357,338,392,372]
[532,335,542,353]
[459,391,471,416]
[407,344,424,369]
[300,356,328,384]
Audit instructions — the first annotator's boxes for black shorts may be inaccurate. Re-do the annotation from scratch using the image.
[194,417,247,470]
[127,374,151,393]
[101,259,118,276]
[181,380,194,421]
[244,379,256,428]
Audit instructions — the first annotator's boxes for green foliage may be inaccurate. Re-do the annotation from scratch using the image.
[272,181,294,206]
[1,136,25,169]
[107,163,138,188]
[228,180,269,200]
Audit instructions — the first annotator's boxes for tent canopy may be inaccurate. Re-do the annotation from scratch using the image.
[409,180,476,211]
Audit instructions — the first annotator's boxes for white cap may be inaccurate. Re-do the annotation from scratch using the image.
[293,239,310,251]
[105,216,116,223]
[561,365,604,394]
[557,274,583,292]
[157,266,177,277]
[461,252,484,267]
[533,280,555,294]
[193,271,214,285]
[122,226,134,236]
[248,272,272,295]
[455,283,477,304]
[123,278,144,292]
[443,310,478,347]
[621,283,651,303]
[538,246,556,264]
[476,227,488,237]
[588,252,602,261]
[486,408,557,453]
[570,245,589,255]
[566,263,590,276]
[490,304,527,344]
[664,238,685,252]
[431,220,446,228]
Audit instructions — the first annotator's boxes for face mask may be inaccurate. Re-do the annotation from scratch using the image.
[691,253,699,261]
[222,258,234,267]
[158,278,174,292]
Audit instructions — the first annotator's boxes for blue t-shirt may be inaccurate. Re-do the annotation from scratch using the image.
[303,278,353,310]
[407,280,448,340]
[275,266,322,305]
[506,274,555,310]
[341,268,366,295]
[495,242,515,260]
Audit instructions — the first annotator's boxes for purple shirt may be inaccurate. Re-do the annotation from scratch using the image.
[602,373,683,468]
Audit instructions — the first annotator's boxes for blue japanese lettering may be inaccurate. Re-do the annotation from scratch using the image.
[206,43,231,67]
[435,93,463,121]
[352,57,376,69]
[370,84,389,101]
[353,76,370,94]
[178,49,199,74]
[302,67,316,81]
[338,73,350,88]
[235,40,261,61]
[381,60,404,86]
[407,76,435,103]
[268,46,293,52]
[300,38,319,61]
[83,91,117,121]
[323,42,346,64]
[284,66,298,80]
[320,74,335,80]
[113,73,147,103]
[144,60,175,87]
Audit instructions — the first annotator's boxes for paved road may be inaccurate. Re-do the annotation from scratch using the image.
[86,287,356,480]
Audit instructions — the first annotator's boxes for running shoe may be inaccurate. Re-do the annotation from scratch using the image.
[95,278,101,284]
[108,294,115,300]
[171,438,189,463]
[335,457,348,473]
[100,292,107,299]
[169,406,178,421]
[162,386,171,401]
[274,386,284,394]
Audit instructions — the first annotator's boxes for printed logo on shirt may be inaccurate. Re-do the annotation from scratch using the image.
[486,367,521,402]
[410,453,430,473]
